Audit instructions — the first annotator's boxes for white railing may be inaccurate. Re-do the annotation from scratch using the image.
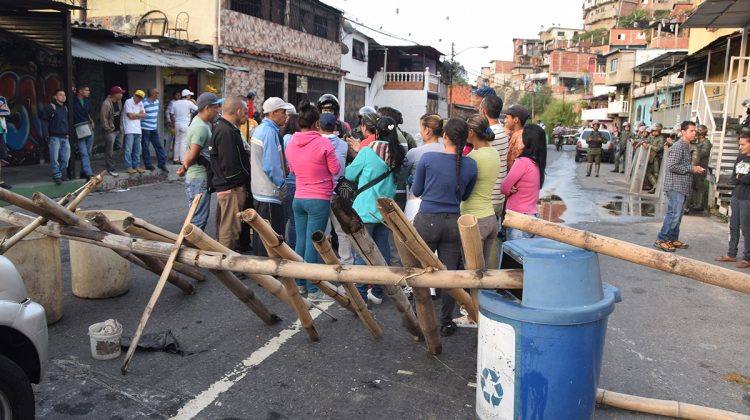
[650,103,690,128]
[691,80,718,134]
[385,71,425,83]
[607,98,629,115]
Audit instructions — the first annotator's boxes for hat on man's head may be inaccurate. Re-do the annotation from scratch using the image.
[592,119,600,125]
[504,104,530,123]
[181,88,194,97]
[134,90,145,98]
[320,113,337,131]
[471,86,497,98]
[109,86,126,95]
[246,91,256,99]
[196,92,224,110]
[262,97,294,114]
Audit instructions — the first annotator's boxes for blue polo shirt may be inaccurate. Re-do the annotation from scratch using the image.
[142,98,159,131]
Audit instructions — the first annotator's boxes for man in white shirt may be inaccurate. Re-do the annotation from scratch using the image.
[170,88,198,163]
[122,89,146,174]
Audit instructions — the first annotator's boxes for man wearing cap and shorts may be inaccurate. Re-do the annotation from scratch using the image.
[177,93,223,231]
[504,104,529,170]
[122,90,146,174]
[210,96,250,251]
[250,97,293,257]
[171,89,198,163]
[100,86,125,176]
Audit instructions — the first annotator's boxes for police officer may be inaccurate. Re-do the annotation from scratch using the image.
[586,120,604,177]
[643,123,666,193]
[612,122,633,173]
[688,124,712,212]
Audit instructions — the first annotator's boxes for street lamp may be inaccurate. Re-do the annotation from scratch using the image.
[449,43,488,117]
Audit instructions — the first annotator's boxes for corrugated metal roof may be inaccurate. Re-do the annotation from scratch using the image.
[72,37,227,70]
[0,13,65,52]
[683,0,750,29]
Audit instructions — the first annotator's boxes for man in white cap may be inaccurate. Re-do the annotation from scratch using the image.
[170,88,197,163]
[250,97,293,257]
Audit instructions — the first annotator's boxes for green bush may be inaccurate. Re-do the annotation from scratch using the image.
[539,99,581,142]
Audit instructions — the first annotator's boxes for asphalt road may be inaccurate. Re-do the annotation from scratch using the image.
[28,145,750,419]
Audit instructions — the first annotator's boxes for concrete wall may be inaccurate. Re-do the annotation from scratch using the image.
[372,89,427,136]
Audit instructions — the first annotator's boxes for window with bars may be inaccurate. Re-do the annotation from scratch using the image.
[352,39,366,61]
[264,70,285,99]
[288,0,339,42]
[230,0,286,25]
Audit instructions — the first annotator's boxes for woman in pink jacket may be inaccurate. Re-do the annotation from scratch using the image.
[501,124,547,241]
[285,102,341,300]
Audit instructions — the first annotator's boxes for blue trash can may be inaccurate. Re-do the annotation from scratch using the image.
[476,238,621,420]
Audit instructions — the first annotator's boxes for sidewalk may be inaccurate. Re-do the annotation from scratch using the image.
[0,154,181,203]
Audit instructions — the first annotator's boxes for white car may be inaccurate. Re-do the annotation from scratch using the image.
[575,128,614,163]
[0,256,48,419]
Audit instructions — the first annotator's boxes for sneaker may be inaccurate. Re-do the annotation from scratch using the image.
[453,314,478,328]
[403,286,413,300]
[367,289,383,305]
[670,240,689,249]
[136,167,146,173]
[158,164,168,172]
[145,165,156,170]
[595,174,599,177]
[610,169,619,173]
[108,170,119,177]
[308,291,332,302]
[127,168,137,174]
[0,181,11,189]
[654,240,675,252]
[440,321,458,337]
[53,178,62,185]
[586,173,591,177]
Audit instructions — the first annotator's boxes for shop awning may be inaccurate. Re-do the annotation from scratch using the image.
[72,37,232,70]
[682,0,750,29]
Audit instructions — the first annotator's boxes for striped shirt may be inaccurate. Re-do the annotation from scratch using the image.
[663,139,693,196]
[141,98,159,131]
[490,123,509,210]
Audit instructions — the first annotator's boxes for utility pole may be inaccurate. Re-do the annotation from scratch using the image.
[449,41,455,118]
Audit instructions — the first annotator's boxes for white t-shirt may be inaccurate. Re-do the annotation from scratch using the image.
[122,98,145,135]
[171,99,198,127]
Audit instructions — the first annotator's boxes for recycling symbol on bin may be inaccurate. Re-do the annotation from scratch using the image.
[480,367,504,407]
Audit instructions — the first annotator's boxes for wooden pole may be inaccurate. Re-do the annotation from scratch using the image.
[126,216,179,242]
[0,188,63,222]
[457,214,483,323]
[311,230,383,338]
[121,194,202,374]
[123,224,206,282]
[0,207,525,289]
[376,198,477,320]
[331,197,423,340]
[237,208,352,308]
[596,388,750,420]
[393,238,442,355]
[503,211,750,295]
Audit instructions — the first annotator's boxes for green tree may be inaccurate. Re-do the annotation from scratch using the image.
[539,99,580,141]
[618,8,651,28]
[519,86,552,119]
[440,60,469,85]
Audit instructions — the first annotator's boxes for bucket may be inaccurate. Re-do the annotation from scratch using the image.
[88,319,123,360]
[70,210,132,299]
[0,227,63,324]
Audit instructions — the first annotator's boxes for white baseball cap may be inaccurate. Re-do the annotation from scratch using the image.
[262,97,294,114]
[181,88,194,97]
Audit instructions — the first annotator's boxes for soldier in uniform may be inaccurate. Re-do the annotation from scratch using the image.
[586,120,604,177]
[642,124,666,193]
[688,124,712,212]
[612,122,633,173]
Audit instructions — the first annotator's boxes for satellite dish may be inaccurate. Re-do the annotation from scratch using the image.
[341,42,350,54]
[342,21,354,34]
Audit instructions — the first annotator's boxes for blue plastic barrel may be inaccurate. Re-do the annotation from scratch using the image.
[476,238,621,420]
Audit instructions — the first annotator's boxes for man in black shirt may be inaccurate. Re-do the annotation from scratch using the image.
[715,133,750,267]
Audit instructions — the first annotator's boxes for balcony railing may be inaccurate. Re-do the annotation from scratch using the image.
[382,68,440,93]
[607,98,630,115]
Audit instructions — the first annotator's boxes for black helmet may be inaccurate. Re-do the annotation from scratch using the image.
[358,106,379,130]
[317,94,340,114]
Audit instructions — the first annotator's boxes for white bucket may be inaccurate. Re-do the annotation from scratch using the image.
[88,319,123,360]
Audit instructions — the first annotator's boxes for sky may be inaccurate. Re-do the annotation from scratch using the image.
[322,0,585,81]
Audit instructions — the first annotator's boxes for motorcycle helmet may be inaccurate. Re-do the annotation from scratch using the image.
[317,94,340,114]
[358,106,379,130]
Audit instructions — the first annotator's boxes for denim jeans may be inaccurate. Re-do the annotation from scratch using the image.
[354,222,390,299]
[184,178,211,231]
[282,182,297,250]
[414,213,462,326]
[77,135,94,177]
[48,136,70,180]
[293,198,330,294]
[505,214,538,241]
[141,129,166,168]
[727,196,750,261]
[104,131,122,172]
[123,133,142,169]
[657,190,687,242]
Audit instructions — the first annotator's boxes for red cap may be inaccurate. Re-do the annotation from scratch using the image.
[109,86,126,94]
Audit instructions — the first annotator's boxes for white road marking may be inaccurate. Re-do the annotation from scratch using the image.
[170,302,333,419]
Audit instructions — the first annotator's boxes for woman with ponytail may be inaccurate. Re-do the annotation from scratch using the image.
[462,114,501,264]
[501,124,547,241]
[411,118,478,337]
[402,114,445,220]
[346,116,406,304]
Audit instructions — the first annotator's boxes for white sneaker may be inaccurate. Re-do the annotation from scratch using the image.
[108,170,119,177]
[367,289,383,305]
[453,314,478,328]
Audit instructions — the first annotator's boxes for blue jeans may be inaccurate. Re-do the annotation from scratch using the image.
[354,223,390,299]
[293,198,330,294]
[141,129,166,168]
[48,136,70,180]
[506,214,538,241]
[185,178,211,231]
[77,135,94,177]
[123,133,142,169]
[658,190,687,242]
[282,182,297,251]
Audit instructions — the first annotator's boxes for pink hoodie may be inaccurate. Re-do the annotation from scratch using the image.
[286,130,341,200]
[501,157,540,214]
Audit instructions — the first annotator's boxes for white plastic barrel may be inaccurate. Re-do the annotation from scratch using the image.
[70,210,132,299]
